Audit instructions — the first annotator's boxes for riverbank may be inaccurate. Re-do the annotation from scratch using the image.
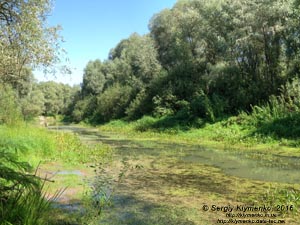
[97,115,300,157]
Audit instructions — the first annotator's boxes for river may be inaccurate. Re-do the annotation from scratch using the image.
[53,126,300,225]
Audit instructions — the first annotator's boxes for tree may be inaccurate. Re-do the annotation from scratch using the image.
[20,84,45,120]
[149,0,299,115]
[0,84,21,125]
[72,33,163,122]
[0,0,67,86]
[37,81,74,116]
[70,0,300,123]
[109,33,161,87]
[82,60,107,96]
[94,83,133,122]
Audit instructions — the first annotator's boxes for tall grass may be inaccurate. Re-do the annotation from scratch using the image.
[0,125,55,224]
[99,100,300,149]
[0,124,111,224]
[53,131,112,164]
[0,179,63,225]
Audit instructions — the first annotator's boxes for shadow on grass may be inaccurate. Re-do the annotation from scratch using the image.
[134,115,207,133]
[253,113,300,140]
[100,193,197,225]
[94,157,230,224]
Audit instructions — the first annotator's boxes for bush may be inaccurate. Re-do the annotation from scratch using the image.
[210,94,228,118]
[190,90,215,122]
[152,93,177,117]
[72,96,97,123]
[280,77,300,112]
[126,89,148,120]
[249,97,283,126]
[134,116,157,132]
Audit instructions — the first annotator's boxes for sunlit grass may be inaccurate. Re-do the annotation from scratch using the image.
[0,124,112,224]
[98,115,300,156]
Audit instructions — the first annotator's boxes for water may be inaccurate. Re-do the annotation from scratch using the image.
[56,170,83,176]
[52,126,300,184]
[50,126,300,224]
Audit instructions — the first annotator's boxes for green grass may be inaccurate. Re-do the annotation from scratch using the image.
[98,113,300,156]
[0,124,112,225]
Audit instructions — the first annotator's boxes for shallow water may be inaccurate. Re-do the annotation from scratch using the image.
[52,126,300,184]
[56,170,83,176]
[50,126,300,224]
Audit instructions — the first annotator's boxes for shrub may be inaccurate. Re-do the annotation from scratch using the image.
[190,90,215,122]
[125,89,148,120]
[280,77,300,112]
[72,96,97,123]
[152,93,177,117]
[134,116,157,131]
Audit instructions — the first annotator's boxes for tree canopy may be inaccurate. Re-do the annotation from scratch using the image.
[0,0,73,123]
[70,0,300,123]
[0,0,66,87]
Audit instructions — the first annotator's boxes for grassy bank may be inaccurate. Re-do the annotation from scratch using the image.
[0,124,112,225]
[98,112,300,156]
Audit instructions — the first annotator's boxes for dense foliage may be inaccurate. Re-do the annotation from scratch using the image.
[69,0,300,125]
[0,1,76,224]
[0,0,68,87]
[1,0,300,223]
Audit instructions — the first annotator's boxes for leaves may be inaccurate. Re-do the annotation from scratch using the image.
[70,0,300,123]
[0,0,67,85]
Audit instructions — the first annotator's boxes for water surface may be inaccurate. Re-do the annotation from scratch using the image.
[53,126,300,183]
[51,126,300,224]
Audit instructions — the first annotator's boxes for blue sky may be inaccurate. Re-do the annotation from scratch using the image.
[35,0,177,85]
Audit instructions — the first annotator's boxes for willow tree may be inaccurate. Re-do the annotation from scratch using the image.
[149,0,299,114]
[0,0,66,87]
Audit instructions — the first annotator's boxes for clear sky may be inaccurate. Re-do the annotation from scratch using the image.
[34,0,177,85]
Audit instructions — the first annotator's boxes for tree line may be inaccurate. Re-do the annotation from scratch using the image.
[1,0,300,126]
[67,0,300,124]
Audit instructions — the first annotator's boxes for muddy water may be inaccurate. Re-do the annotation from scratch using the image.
[53,126,300,224]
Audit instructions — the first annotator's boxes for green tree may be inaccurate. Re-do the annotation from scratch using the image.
[82,60,107,96]
[73,33,162,122]
[109,33,161,87]
[71,0,300,123]
[0,0,67,86]
[0,84,21,125]
[94,83,133,122]
[20,84,45,120]
[37,81,67,116]
[149,0,298,115]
